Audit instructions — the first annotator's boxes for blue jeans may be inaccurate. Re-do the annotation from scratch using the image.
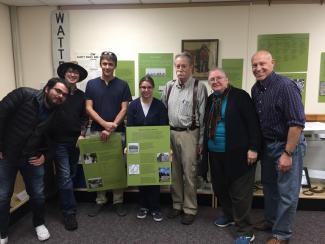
[0,158,45,235]
[55,143,80,216]
[261,135,307,240]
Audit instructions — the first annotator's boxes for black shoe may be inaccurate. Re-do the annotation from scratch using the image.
[114,203,127,217]
[181,213,196,225]
[64,214,78,231]
[88,203,104,217]
[166,208,182,219]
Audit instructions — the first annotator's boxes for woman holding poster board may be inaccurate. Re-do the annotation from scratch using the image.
[127,75,168,222]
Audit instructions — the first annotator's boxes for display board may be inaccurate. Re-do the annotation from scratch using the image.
[79,133,127,191]
[222,59,243,89]
[257,33,309,72]
[115,60,135,96]
[126,126,171,186]
[318,52,325,103]
[138,53,173,98]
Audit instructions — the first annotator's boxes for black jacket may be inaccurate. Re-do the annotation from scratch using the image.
[50,89,88,144]
[0,87,58,162]
[201,86,262,182]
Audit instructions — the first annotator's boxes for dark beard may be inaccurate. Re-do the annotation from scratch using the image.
[45,94,59,109]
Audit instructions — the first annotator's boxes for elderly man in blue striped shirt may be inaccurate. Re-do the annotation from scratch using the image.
[251,50,306,244]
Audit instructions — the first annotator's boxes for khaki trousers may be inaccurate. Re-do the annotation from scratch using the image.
[170,128,199,215]
[96,189,124,205]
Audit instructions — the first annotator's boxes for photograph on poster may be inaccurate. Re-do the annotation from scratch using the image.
[159,167,171,182]
[88,177,103,189]
[182,39,219,80]
[83,152,97,164]
[128,143,140,154]
[156,152,169,162]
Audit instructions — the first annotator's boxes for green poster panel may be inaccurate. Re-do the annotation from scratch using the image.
[115,60,135,96]
[258,33,309,72]
[318,53,325,103]
[126,126,171,186]
[222,59,243,89]
[138,53,173,98]
[280,72,306,105]
[79,133,127,192]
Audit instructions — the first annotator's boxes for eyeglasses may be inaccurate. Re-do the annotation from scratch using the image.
[209,76,227,82]
[140,86,153,90]
[53,88,69,97]
[101,51,117,57]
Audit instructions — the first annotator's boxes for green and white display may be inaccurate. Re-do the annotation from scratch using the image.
[126,126,171,186]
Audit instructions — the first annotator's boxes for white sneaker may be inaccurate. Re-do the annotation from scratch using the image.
[35,225,50,241]
[0,237,8,244]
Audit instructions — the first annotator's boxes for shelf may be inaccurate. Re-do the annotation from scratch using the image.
[253,182,325,200]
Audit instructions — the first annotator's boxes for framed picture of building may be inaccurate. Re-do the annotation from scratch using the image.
[181,39,219,80]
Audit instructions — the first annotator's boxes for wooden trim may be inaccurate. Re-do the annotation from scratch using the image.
[306,114,325,122]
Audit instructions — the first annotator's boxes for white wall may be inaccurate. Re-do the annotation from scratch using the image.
[0,3,16,99]
[14,3,325,113]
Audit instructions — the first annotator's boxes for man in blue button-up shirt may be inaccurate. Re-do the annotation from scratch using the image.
[251,50,306,244]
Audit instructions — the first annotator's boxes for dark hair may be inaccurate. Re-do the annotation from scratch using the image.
[139,75,155,88]
[43,77,70,92]
[100,51,117,66]
[175,51,194,65]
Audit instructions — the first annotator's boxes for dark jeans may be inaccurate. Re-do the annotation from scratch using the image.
[0,158,45,235]
[209,152,255,235]
[261,135,306,240]
[55,143,79,216]
[138,186,160,212]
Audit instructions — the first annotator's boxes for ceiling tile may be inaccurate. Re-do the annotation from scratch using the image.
[141,0,188,3]
[0,0,44,6]
[91,0,140,3]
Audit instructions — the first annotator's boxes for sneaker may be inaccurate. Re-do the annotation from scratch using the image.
[114,203,127,217]
[136,208,148,219]
[64,214,78,231]
[235,234,255,243]
[253,219,273,231]
[0,237,8,244]
[214,215,235,227]
[88,203,105,217]
[166,208,182,219]
[35,224,50,241]
[151,211,163,222]
[181,213,196,225]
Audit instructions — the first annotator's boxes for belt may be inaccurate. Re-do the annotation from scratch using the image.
[170,126,198,131]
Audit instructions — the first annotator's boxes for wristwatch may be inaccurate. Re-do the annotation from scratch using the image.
[284,149,293,157]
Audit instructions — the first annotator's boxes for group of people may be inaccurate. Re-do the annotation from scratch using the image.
[0,50,305,244]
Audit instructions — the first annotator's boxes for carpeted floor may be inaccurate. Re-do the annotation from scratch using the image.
[6,201,325,244]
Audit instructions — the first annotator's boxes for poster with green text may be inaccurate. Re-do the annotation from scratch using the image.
[258,33,309,72]
[126,126,171,186]
[79,133,126,192]
[138,53,173,98]
[222,59,244,88]
[115,60,135,96]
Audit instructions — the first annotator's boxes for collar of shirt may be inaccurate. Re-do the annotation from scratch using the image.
[257,71,276,91]
[176,76,193,89]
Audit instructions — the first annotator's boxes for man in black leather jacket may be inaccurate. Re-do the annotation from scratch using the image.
[0,77,69,244]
